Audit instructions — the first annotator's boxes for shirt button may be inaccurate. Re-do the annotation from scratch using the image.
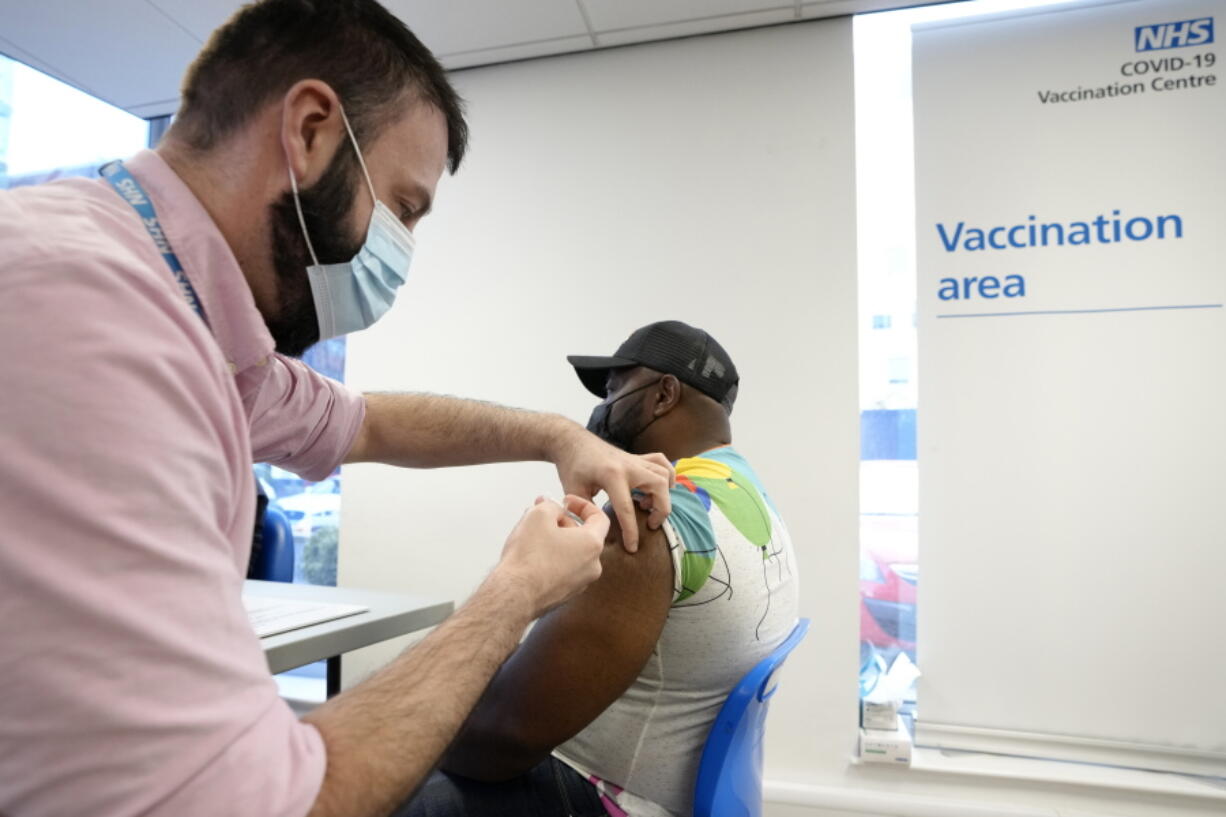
[227,361,237,374]
[256,357,268,367]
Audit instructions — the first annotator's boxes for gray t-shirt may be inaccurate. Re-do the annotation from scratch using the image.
[555,446,800,817]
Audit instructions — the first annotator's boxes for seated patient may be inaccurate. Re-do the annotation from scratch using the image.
[402,320,799,817]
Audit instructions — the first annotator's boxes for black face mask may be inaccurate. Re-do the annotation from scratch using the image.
[585,379,664,451]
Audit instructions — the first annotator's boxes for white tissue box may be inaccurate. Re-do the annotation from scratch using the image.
[858,723,912,765]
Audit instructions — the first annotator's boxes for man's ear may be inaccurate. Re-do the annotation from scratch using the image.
[280,79,346,190]
[654,374,683,415]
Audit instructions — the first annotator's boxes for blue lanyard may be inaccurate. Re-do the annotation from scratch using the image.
[100,161,210,328]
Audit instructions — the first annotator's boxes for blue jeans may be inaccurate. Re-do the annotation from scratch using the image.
[394,757,607,817]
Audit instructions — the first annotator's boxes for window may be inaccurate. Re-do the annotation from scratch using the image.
[886,356,909,385]
[256,338,347,589]
[0,54,149,188]
[853,0,1063,706]
[854,4,920,703]
[258,339,347,704]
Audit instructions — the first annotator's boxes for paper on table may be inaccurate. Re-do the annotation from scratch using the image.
[243,595,368,638]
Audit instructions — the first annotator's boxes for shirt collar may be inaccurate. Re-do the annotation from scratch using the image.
[123,149,275,373]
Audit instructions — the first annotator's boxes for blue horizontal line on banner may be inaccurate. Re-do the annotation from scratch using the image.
[936,304,1223,319]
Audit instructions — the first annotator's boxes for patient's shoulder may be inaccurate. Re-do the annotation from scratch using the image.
[597,506,674,604]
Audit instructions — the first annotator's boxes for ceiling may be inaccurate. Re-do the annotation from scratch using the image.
[0,0,932,119]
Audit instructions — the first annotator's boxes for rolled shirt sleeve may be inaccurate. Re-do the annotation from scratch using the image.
[242,353,366,482]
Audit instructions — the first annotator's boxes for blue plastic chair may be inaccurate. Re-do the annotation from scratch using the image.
[250,504,296,583]
[693,618,810,817]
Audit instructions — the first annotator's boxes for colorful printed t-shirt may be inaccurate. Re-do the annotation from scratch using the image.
[555,446,799,817]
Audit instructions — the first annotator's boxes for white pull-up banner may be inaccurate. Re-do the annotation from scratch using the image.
[913,0,1226,774]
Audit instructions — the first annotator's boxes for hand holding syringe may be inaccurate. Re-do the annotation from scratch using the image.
[539,496,589,528]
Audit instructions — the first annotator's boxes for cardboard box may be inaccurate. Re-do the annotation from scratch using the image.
[860,698,899,730]
[858,723,912,765]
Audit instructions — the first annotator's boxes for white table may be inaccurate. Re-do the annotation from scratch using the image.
[245,580,453,692]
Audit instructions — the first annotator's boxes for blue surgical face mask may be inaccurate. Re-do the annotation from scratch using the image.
[287,107,416,340]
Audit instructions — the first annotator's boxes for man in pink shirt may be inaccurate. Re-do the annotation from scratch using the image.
[0,1,673,815]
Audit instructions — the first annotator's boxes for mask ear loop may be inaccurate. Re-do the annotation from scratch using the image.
[608,377,667,448]
[285,102,376,269]
[286,160,321,268]
[338,106,378,209]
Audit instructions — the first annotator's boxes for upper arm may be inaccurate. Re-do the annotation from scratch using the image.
[441,507,675,781]
[246,353,366,481]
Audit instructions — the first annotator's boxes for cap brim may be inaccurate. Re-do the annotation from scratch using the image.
[567,354,638,399]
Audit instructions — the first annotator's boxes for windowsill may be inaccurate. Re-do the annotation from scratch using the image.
[850,747,1226,803]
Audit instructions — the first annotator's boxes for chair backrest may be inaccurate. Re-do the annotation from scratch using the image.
[250,504,296,583]
[692,618,810,817]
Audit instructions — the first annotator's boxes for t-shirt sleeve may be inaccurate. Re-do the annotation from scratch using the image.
[246,353,366,481]
[662,484,719,604]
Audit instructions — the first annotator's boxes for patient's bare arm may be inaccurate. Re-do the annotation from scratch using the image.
[439,508,674,782]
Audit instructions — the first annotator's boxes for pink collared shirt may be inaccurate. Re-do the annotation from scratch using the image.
[0,150,365,817]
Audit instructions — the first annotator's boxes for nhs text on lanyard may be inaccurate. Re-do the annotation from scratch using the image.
[100,161,210,328]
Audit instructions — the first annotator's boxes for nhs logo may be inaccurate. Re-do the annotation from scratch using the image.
[1135,17,1213,51]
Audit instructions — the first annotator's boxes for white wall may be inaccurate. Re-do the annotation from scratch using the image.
[339,16,1223,817]
[341,7,861,800]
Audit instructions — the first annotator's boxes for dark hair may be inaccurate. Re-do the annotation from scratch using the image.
[170,0,467,172]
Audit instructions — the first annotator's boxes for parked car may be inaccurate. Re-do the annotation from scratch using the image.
[859,515,917,659]
[304,477,341,494]
[255,463,309,502]
[272,493,341,542]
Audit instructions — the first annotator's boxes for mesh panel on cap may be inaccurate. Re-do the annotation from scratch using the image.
[614,321,738,411]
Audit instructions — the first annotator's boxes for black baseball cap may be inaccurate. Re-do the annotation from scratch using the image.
[568,320,740,412]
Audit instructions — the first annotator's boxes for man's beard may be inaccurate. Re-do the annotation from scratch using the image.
[266,150,365,357]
